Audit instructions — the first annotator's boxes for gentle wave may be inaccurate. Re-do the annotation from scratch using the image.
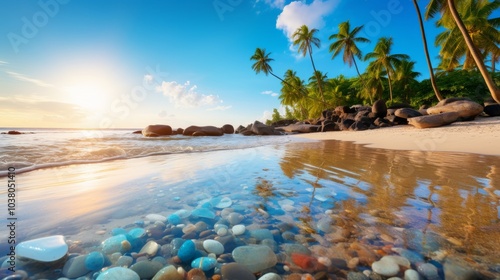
[0,130,303,177]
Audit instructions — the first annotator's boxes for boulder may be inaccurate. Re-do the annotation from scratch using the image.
[483,104,500,117]
[235,125,246,134]
[276,123,320,133]
[132,130,142,134]
[321,121,340,132]
[7,130,22,135]
[251,121,281,135]
[395,108,423,119]
[142,125,172,137]
[183,126,223,136]
[436,97,471,106]
[339,119,355,131]
[386,115,408,125]
[172,128,184,135]
[221,124,235,134]
[372,100,387,118]
[349,121,370,131]
[408,112,460,129]
[427,100,483,120]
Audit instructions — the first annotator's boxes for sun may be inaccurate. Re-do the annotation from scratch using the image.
[65,83,109,111]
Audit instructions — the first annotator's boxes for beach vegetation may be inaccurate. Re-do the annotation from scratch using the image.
[253,0,500,123]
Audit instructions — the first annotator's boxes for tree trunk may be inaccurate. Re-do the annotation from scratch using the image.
[386,67,394,102]
[447,0,500,103]
[413,0,443,101]
[308,47,325,107]
[352,54,362,79]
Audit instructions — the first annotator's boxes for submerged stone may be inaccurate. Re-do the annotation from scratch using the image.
[63,255,90,279]
[232,245,277,273]
[97,267,140,280]
[130,260,164,279]
[102,234,128,255]
[85,251,105,271]
[191,257,217,271]
[152,265,183,280]
[221,263,256,280]
[203,239,224,255]
[16,235,68,262]
[191,208,216,220]
[178,240,196,262]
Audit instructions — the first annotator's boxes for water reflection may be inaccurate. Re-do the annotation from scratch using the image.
[277,140,500,264]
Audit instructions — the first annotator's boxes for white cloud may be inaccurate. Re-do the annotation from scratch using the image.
[257,0,286,9]
[261,90,279,97]
[276,0,339,40]
[0,60,8,65]
[207,105,232,111]
[143,74,153,83]
[5,71,54,88]
[157,80,223,108]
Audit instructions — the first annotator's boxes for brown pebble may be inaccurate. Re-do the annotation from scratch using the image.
[286,273,303,280]
[186,268,207,280]
[211,275,221,280]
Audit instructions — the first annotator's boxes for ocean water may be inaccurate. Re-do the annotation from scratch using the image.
[0,128,299,177]
[0,129,499,279]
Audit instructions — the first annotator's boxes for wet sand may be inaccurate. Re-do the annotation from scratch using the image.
[294,116,500,156]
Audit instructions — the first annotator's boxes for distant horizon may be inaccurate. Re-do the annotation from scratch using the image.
[1,0,498,129]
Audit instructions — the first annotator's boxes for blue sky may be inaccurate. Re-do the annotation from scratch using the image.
[0,0,483,128]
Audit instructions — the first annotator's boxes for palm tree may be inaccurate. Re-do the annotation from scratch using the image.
[365,37,409,102]
[412,0,443,101]
[426,0,500,103]
[435,0,500,70]
[250,48,288,84]
[280,70,309,119]
[292,25,325,105]
[356,72,385,104]
[395,60,421,103]
[328,21,370,79]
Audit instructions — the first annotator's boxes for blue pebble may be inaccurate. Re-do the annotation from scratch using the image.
[167,214,182,225]
[177,240,196,262]
[128,228,146,240]
[85,251,105,271]
[111,228,127,236]
[191,257,217,271]
[191,208,216,220]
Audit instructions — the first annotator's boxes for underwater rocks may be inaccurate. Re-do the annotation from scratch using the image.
[16,235,68,262]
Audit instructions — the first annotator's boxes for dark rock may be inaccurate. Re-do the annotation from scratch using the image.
[354,110,370,122]
[142,125,173,137]
[6,131,22,135]
[271,119,297,127]
[132,130,142,134]
[183,126,223,136]
[408,112,460,129]
[235,125,246,134]
[250,121,282,135]
[276,123,320,133]
[340,119,355,131]
[374,118,391,127]
[176,128,184,135]
[372,100,387,118]
[221,124,235,134]
[349,121,370,131]
[484,104,500,116]
[427,100,483,120]
[321,110,333,120]
[321,121,340,132]
[443,256,482,280]
[395,108,423,119]
[386,108,397,116]
[386,115,408,125]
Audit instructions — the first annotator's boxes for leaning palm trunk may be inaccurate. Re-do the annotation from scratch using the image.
[413,0,443,101]
[308,49,325,107]
[386,68,394,102]
[447,0,500,103]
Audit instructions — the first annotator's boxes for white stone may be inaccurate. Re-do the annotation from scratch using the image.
[232,225,246,236]
[404,269,420,280]
[203,240,224,255]
[16,235,68,262]
[215,197,232,209]
[258,272,282,280]
[145,214,166,223]
[97,267,140,280]
[371,257,400,277]
[383,255,410,268]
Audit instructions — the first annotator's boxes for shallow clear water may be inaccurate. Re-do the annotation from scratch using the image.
[0,137,499,279]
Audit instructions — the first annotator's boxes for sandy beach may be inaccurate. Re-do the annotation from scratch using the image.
[295,116,500,156]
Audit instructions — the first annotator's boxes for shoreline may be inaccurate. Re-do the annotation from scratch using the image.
[294,116,500,156]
